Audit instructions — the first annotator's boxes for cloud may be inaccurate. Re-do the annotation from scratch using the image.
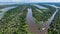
[0,0,59,2]
[27,0,58,2]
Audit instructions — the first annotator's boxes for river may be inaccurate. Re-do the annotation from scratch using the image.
[0,6,17,12]
[26,4,59,34]
[0,6,17,19]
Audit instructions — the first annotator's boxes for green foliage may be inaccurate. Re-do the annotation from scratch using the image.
[31,6,55,24]
[0,4,60,34]
[48,9,60,34]
[0,5,31,34]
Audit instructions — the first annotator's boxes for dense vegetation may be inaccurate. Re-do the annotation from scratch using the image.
[0,3,60,34]
[0,5,32,34]
[48,8,60,34]
[31,5,56,24]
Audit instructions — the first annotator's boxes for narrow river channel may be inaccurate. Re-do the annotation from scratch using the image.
[26,4,59,34]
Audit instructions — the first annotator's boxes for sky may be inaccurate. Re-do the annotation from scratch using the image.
[0,0,59,2]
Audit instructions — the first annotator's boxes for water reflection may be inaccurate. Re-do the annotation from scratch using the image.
[33,4,48,9]
[0,6,17,19]
[0,6,17,11]
[26,8,35,25]
[0,13,3,19]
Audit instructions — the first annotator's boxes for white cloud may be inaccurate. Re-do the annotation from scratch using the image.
[0,0,59,2]
[27,0,59,2]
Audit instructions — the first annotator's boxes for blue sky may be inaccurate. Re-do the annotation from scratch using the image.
[0,0,59,2]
